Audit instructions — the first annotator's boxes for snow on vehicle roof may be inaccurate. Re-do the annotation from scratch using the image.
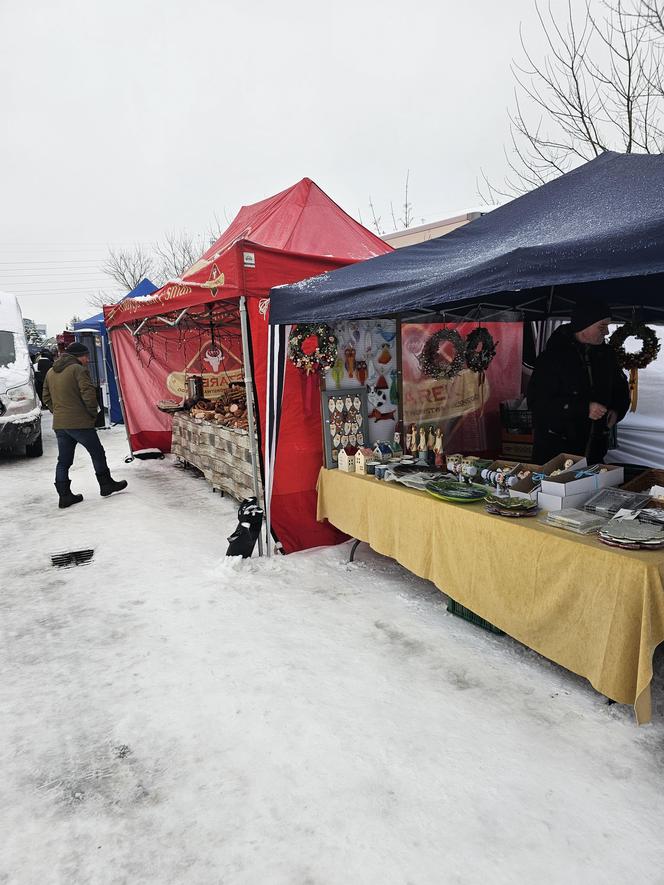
[0,291,25,333]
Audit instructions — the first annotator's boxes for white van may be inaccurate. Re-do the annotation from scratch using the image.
[0,291,42,456]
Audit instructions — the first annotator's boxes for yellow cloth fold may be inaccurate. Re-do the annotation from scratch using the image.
[316,469,664,724]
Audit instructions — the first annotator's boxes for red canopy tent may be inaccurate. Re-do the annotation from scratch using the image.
[104,178,391,553]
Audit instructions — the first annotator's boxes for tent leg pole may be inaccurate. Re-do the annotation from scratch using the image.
[99,335,112,429]
[239,296,264,557]
[107,331,134,462]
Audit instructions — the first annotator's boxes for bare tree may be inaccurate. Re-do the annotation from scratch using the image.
[98,217,227,310]
[368,171,417,234]
[86,288,124,312]
[153,225,225,281]
[367,197,385,234]
[640,0,664,32]
[480,0,664,200]
[102,245,157,292]
[153,231,202,281]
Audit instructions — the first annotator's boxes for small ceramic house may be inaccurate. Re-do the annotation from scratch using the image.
[338,449,356,473]
[355,447,375,475]
[372,441,393,463]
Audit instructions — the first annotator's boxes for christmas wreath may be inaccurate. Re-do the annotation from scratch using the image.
[609,321,660,413]
[609,322,660,370]
[418,328,465,380]
[464,327,496,373]
[288,323,338,375]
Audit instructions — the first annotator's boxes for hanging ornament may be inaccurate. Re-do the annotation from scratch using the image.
[418,328,465,380]
[609,322,660,412]
[377,343,392,365]
[375,373,388,390]
[331,356,344,388]
[288,324,338,375]
[344,343,356,378]
[464,327,496,374]
[356,360,368,386]
[376,321,396,343]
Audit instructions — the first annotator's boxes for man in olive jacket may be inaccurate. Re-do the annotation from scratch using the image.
[42,342,128,508]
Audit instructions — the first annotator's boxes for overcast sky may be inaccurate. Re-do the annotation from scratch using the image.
[0,0,554,336]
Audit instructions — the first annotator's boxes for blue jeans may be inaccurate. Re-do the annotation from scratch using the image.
[55,429,108,483]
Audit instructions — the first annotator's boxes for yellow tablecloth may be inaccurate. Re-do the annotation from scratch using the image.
[316,469,664,723]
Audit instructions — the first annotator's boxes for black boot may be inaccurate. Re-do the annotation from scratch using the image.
[55,481,83,509]
[96,470,128,497]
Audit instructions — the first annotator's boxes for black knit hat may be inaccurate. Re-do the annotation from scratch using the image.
[65,342,89,356]
[570,299,611,333]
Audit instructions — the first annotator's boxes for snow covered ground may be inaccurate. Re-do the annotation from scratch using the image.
[2,415,664,885]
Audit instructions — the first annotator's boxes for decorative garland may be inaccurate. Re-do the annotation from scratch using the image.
[418,328,465,379]
[609,322,660,370]
[464,327,496,373]
[609,321,660,413]
[288,323,338,375]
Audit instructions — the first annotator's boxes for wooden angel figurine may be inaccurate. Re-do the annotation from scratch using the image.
[426,426,436,466]
[433,427,444,468]
[408,424,418,455]
[417,426,428,465]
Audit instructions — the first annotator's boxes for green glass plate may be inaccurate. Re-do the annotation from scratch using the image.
[425,480,488,503]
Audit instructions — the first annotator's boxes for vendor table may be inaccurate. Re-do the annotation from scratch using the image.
[172,412,261,503]
[316,469,664,723]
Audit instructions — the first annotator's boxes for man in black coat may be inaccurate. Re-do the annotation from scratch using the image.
[527,300,630,464]
[34,347,54,406]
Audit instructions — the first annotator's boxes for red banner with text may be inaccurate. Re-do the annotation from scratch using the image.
[110,326,243,453]
[401,322,523,454]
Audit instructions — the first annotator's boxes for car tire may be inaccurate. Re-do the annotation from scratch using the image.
[26,433,43,457]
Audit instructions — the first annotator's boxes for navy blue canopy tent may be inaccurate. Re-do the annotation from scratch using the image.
[269,152,664,325]
[74,278,157,424]
[262,154,664,539]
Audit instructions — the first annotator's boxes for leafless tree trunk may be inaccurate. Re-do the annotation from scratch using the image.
[367,197,385,234]
[480,0,664,200]
[102,246,157,293]
[369,171,417,234]
[96,217,226,311]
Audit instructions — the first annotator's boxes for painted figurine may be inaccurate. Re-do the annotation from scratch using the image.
[433,428,444,468]
[426,426,436,466]
[408,424,418,455]
[344,344,356,378]
[446,453,463,479]
[417,427,428,466]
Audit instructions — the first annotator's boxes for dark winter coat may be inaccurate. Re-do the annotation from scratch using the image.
[42,354,99,430]
[34,354,53,399]
[527,324,630,464]
[36,354,54,377]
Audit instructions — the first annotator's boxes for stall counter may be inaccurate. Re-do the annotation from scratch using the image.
[316,468,664,724]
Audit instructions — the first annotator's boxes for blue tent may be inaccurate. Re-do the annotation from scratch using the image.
[74,278,157,423]
[270,152,664,324]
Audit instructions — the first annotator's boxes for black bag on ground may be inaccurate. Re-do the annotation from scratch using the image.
[226,498,264,558]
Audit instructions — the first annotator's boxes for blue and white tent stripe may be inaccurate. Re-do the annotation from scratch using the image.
[264,323,290,554]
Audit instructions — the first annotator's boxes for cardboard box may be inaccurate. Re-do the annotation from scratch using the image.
[540,464,624,497]
[541,452,587,475]
[538,490,595,511]
[508,462,547,501]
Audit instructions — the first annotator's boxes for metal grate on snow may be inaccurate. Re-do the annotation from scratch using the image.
[51,549,95,568]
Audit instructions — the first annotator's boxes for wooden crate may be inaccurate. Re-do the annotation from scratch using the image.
[172,413,260,503]
[621,468,664,509]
